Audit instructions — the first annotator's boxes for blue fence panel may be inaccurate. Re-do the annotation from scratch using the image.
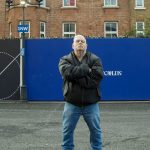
[25,38,150,101]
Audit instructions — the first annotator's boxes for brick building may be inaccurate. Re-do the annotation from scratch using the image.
[130,0,150,36]
[0,0,149,38]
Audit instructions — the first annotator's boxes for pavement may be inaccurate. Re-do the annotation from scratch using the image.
[0,101,150,150]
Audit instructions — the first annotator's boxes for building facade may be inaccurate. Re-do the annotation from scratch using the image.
[130,0,150,37]
[0,0,149,38]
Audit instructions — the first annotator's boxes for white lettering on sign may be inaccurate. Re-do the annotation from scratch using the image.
[17,25,29,32]
[18,27,28,31]
[103,71,123,76]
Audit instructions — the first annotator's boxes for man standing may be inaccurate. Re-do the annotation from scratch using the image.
[59,35,103,150]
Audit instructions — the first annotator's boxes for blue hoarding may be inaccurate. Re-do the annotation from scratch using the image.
[25,38,150,101]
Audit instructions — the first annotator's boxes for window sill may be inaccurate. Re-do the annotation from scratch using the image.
[134,7,146,10]
[61,6,78,9]
[102,6,119,9]
[136,32,144,34]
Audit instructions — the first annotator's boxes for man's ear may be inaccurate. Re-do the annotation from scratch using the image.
[85,44,88,50]
[72,43,74,50]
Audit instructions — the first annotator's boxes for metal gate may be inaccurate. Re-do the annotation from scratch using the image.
[0,39,20,100]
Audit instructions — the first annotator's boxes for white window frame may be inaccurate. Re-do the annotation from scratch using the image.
[40,0,46,7]
[62,22,76,38]
[63,0,76,7]
[104,22,118,38]
[136,22,145,36]
[104,0,118,7]
[40,22,46,38]
[135,0,144,8]
[135,0,146,9]
[19,21,30,38]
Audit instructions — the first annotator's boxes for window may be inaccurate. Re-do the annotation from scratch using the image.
[135,0,144,8]
[63,0,76,7]
[20,0,30,6]
[22,0,46,7]
[40,22,46,38]
[104,0,118,6]
[104,22,118,38]
[40,0,46,7]
[19,21,30,38]
[63,22,76,38]
[136,22,144,36]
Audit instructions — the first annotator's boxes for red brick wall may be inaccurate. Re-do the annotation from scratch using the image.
[0,1,8,38]
[0,0,149,38]
[48,0,130,37]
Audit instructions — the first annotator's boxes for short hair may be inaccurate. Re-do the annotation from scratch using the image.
[73,35,86,43]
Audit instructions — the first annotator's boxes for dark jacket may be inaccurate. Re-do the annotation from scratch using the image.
[59,51,103,107]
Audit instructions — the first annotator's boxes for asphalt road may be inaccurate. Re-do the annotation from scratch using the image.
[0,101,150,150]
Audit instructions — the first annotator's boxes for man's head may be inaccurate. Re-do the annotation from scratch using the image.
[72,35,87,59]
[72,35,87,51]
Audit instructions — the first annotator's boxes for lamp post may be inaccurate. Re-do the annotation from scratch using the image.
[20,0,27,100]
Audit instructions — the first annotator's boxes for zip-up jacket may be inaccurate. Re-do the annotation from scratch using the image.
[58,51,103,107]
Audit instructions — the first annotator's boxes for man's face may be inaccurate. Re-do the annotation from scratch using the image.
[72,35,87,52]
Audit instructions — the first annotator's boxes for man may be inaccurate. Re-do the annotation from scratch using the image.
[59,35,103,150]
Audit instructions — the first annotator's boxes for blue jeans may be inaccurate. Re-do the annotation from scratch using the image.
[62,102,102,150]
